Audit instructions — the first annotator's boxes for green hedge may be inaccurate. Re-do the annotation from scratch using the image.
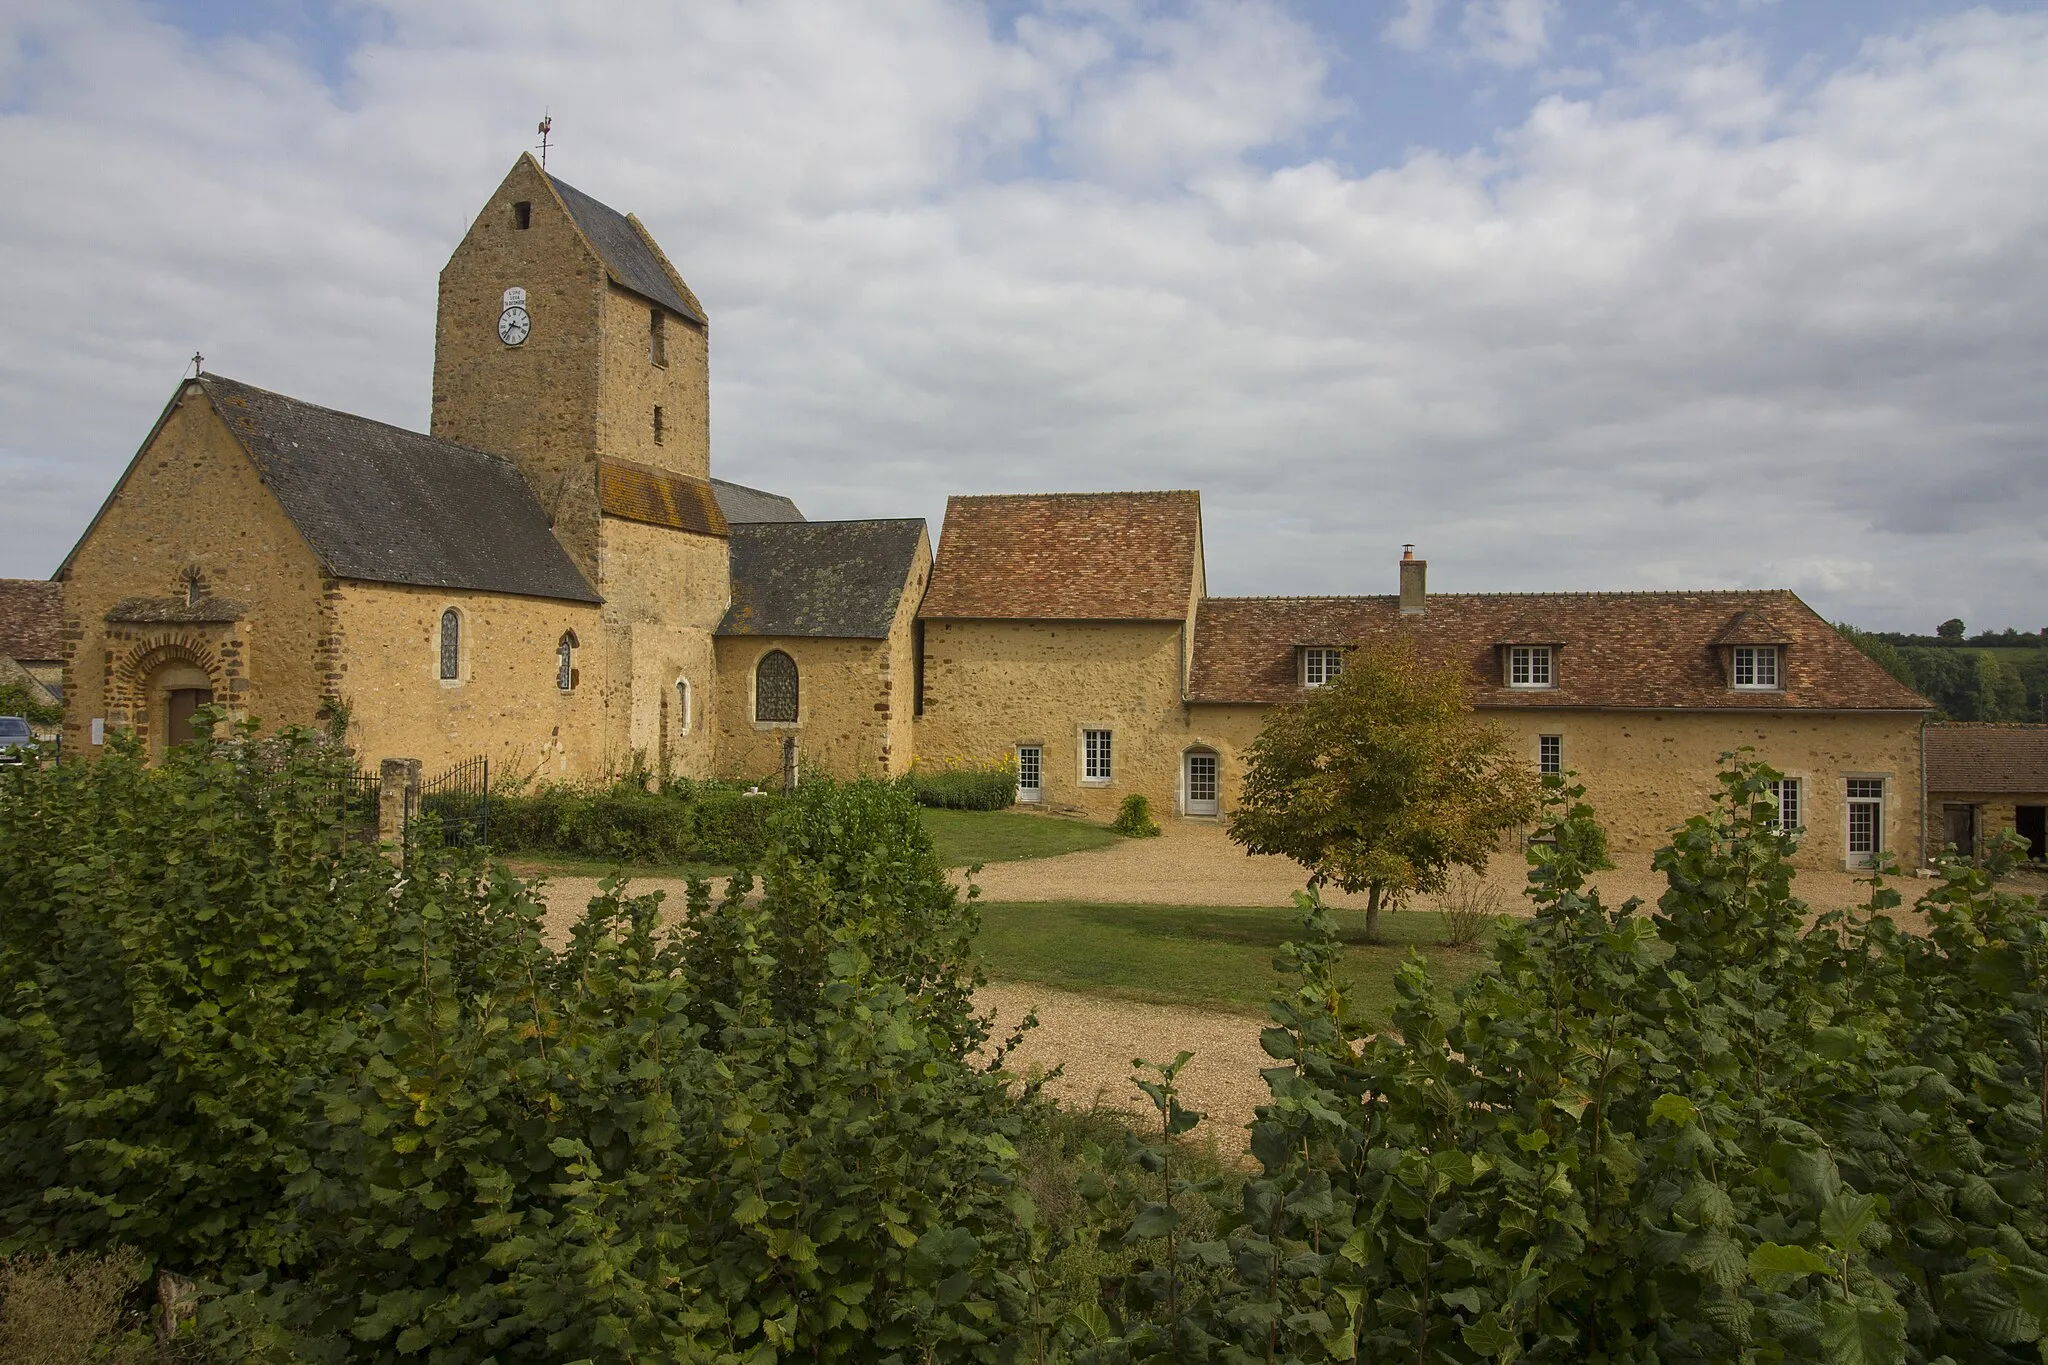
[488,777,785,865]
[909,765,1016,811]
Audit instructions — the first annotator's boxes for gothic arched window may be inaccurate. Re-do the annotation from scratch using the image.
[557,631,579,692]
[755,650,798,723]
[439,609,461,681]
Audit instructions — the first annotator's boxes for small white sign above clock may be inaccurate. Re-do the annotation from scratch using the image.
[498,285,531,346]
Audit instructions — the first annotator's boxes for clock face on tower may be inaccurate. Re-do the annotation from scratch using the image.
[497,304,531,346]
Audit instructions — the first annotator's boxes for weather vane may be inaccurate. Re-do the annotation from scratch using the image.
[537,113,553,169]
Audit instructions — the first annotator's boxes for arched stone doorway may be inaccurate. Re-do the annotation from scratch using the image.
[110,638,224,757]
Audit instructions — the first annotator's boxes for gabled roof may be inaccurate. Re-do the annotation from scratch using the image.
[719,519,927,639]
[195,374,599,603]
[920,491,1202,622]
[1713,607,1796,646]
[548,173,706,325]
[0,580,63,661]
[712,478,806,524]
[1926,724,2048,793]
[1188,590,1930,711]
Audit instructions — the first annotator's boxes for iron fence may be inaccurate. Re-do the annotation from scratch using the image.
[409,755,489,850]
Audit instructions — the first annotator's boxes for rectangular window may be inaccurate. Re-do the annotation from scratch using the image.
[1733,646,1780,689]
[1302,647,1344,687]
[1538,735,1562,775]
[1846,778,1884,859]
[1772,777,1801,831]
[1083,729,1113,783]
[649,308,667,367]
[653,405,665,445]
[513,201,532,230]
[1509,645,1554,688]
[1017,745,1043,803]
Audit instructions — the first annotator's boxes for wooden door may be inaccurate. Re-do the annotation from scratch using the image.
[166,688,214,746]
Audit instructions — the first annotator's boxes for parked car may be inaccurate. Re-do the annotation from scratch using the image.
[0,716,34,763]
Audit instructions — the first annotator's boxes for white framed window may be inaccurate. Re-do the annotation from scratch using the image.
[1082,729,1113,784]
[1508,645,1554,689]
[1846,777,1884,862]
[1770,777,1801,831]
[675,678,692,736]
[1016,744,1043,803]
[1538,735,1562,775]
[1302,647,1344,688]
[1733,646,1781,690]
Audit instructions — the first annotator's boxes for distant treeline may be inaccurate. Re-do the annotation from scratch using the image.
[1838,622,2048,723]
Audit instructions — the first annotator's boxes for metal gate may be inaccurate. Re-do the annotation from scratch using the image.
[408,755,489,850]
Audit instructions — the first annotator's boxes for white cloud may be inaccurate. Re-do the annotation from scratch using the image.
[1,1,2046,632]
[1459,0,1560,69]
[1382,0,1444,52]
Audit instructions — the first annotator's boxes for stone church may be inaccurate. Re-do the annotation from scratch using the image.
[51,154,1943,870]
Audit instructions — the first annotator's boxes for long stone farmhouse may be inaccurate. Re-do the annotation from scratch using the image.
[35,153,1950,871]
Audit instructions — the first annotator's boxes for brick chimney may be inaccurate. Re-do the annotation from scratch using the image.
[1399,544,1427,616]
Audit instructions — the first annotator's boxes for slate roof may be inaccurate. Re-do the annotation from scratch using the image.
[719,519,926,639]
[549,174,706,325]
[196,374,600,603]
[920,491,1202,622]
[712,478,806,524]
[1926,725,2048,793]
[0,579,63,661]
[1187,590,1931,712]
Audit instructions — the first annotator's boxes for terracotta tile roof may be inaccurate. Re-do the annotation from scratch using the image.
[0,580,63,661]
[1926,724,2048,793]
[1187,590,1931,712]
[920,491,1201,621]
[597,458,729,537]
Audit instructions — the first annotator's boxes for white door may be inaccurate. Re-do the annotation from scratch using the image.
[1846,778,1884,865]
[1185,751,1219,817]
[1016,745,1042,804]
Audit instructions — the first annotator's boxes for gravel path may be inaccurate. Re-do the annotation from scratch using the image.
[977,980,1270,1148]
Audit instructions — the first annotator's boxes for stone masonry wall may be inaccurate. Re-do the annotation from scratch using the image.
[1183,703,1928,872]
[333,581,605,784]
[712,635,904,783]
[58,393,329,754]
[913,619,1190,821]
[431,155,607,585]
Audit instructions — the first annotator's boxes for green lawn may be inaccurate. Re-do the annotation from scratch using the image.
[974,901,1494,1019]
[920,808,1121,868]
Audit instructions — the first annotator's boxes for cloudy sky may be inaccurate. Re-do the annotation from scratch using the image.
[3,0,2044,632]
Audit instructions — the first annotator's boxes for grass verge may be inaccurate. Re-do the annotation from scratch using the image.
[974,901,1495,1019]
[921,808,1121,867]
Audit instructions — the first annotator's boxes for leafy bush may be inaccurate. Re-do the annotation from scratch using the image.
[1111,793,1160,837]
[0,681,61,729]
[910,757,1017,811]
[488,775,784,865]
[1087,760,2048,1360]
[0,724,1052,1360]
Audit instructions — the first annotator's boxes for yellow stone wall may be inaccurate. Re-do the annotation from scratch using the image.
[1927,791,2048,860]
[57,391,330,755]
[431,155,607,585]
[913,619,1191,820]
[1181,703,1929,870]
[596,516,729,781]
[597,282,709,479]
[332,581,605,783]
[713,637,894,783]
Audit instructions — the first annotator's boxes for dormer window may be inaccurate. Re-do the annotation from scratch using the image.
[1733,645,1780,690]
[1508,645,1554,689]
[1301,646,1344,688]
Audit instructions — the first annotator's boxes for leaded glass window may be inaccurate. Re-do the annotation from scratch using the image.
[439,609,460,681]
[557,632,577,691]
[755,651,798,723]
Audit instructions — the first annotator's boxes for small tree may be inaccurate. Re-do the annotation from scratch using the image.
[1937,617,1966,641]
[1229,636,1539,940]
